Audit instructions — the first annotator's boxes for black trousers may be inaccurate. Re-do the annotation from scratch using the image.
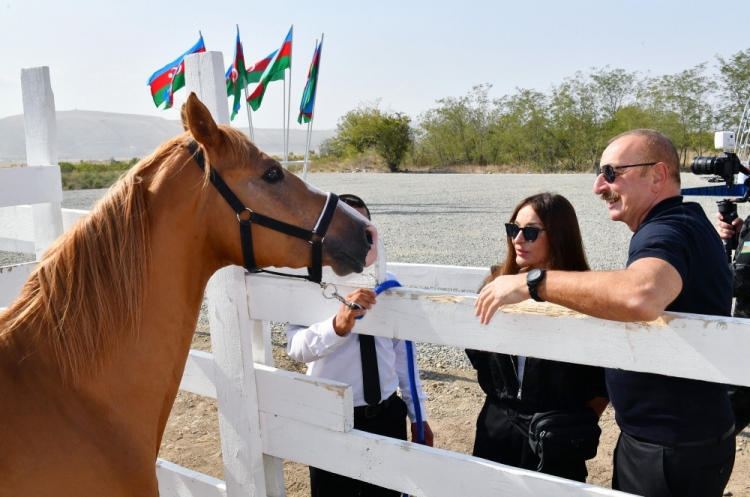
[310,396,407,497]
[472,395,588,482]
[612,431,735,497]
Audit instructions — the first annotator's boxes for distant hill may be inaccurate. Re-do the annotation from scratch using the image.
[0,110,335,163]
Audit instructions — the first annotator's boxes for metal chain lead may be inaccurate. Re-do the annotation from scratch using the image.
[320,282,363,310]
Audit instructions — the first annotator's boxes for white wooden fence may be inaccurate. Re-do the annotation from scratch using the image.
[3,58,749,497]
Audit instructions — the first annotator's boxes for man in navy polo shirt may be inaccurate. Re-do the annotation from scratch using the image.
[474,129,735,496]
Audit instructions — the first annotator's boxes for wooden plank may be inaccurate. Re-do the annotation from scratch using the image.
[156,459,227,497]
[180,351,354,433]
[0,166,63,208]
[260,414,629,497]
[0,262,36,308]
[0,237,35,254]
[387,262,488,291]
[245,274,750,387]
[21,66,64,260]
[0,207,87,254]
[255,364,353,433]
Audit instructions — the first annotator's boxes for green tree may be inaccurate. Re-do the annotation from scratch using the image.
[715,48,750,130]
[329,101,413,172]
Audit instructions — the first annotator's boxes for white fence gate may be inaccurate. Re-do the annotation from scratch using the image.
[2,58,749,497]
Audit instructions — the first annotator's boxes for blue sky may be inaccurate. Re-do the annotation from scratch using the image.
[1,0,749,130]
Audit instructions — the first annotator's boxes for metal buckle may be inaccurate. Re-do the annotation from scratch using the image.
[236,207,253,224]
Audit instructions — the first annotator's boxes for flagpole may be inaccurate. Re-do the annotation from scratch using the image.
[286,25,294,168]
[238,38,255,143]
[282,72,287,166]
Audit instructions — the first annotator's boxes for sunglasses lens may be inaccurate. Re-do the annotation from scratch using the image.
[505,223,520,239]
[523,227,539,242]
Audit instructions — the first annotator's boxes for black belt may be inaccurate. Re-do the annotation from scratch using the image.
[630,423,735,448]
[354,392,399,420]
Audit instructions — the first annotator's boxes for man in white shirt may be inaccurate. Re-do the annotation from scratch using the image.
[286,194,433,497]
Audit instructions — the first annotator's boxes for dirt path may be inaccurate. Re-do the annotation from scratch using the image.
[159,332,750,496]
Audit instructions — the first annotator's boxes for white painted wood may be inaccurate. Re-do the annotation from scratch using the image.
[184,52,231,126]
[181,349,218,399]
[260,414,626,497]
[0,167,63,208]
[255,364,354,433]
[0,262,36,308]
[180,351,354,433]
[205,266,267,497]
[21,66,64,260]
[156,459,227,497]
[0,206,88,254]
[387,262,488,291]
[246,274,750,387]
[250,319,274,366]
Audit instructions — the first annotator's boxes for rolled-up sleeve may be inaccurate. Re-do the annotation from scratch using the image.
[286,317,351,363]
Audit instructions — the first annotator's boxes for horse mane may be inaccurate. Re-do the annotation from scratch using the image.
[0,126,257,385]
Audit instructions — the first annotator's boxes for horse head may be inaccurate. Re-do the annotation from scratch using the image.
[183,93,378,276]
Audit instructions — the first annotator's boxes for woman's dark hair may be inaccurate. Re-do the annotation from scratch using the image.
[339,194,371,220]
[480,192,589,290]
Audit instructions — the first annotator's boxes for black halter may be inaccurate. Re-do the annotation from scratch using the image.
[188,141,338,283]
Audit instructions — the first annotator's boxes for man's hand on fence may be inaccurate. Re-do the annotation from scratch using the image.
[474,274,528,325]
[332,288,377,336]
[411,421,434,446]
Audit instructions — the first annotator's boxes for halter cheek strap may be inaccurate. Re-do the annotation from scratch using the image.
[188,140,338,283]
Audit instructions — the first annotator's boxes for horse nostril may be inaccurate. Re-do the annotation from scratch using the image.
[366,231,373,245]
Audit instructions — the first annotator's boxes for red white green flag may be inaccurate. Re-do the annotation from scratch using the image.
[298,39,322,124]
[147,36,206,109]
[225,26,247,121]
[246,27,292,111]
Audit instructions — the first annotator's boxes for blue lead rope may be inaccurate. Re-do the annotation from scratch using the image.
[358,278,425,445]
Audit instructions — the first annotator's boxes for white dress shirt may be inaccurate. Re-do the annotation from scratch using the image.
[286,316,428,423]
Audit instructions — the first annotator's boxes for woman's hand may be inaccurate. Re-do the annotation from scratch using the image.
[332,288,377,336]
[474,274,528,325]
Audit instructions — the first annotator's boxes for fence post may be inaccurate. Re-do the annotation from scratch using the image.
[20,66,64,260]
[185,51,268,497]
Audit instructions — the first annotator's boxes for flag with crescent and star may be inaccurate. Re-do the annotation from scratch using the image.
[147,36,206,109]
[224,27,247,121]
[247,26,292,112]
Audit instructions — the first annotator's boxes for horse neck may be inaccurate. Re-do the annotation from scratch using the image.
[88,164,223,440]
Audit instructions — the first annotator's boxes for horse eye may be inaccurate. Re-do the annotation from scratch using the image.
[262,167,284,183]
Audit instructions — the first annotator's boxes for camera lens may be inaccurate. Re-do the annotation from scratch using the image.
[691,156,717,175]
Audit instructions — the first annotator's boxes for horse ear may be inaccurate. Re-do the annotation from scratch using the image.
[185,93,223,149]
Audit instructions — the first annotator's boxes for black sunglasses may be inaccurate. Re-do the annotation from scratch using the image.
[595,162,658,183]
[505,223,545,242]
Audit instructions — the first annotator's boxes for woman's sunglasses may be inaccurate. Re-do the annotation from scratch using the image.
[505,223,545,242]
[595,162,658,183]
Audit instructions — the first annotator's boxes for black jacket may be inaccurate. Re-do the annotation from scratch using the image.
[466,349,607,412]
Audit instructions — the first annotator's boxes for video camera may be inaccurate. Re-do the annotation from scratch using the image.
[690,132,745,188]
[686,132,750,262]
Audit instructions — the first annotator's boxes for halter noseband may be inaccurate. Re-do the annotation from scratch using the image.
[188,141,338,283]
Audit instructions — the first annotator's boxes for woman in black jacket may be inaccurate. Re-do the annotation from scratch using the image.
[467,192,608,482]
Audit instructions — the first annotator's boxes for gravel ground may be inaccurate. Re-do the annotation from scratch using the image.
[1,172,734,371]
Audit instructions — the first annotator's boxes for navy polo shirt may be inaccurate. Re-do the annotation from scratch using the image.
[605,196,735,445]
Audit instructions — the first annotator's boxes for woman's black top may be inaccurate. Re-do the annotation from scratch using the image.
[466,349,608,413]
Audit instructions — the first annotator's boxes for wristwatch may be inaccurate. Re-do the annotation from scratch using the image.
[526,268,546,302]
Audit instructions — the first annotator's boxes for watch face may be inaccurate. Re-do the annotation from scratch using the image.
[528,268,542,282]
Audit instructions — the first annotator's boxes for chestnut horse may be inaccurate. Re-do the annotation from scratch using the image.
[0,94,377,496]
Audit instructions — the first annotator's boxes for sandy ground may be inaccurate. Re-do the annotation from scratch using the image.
[158,330,750,496]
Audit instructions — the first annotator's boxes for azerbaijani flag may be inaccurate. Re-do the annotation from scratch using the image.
[298,39,322,124]
[147,36,206,109]
[246,50,285,84]
[225,27,247,121]
[247,27,292,112]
